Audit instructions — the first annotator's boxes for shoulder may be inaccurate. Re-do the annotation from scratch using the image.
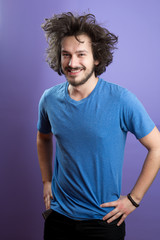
[40,82,66,102]
[43,82,66,98]
[99,78,130,100]
[39,82,66,107]
[99,79,141,109]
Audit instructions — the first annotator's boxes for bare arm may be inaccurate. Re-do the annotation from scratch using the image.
[130,126,160,203]
[37,130,53,209]
[101,126,160,225]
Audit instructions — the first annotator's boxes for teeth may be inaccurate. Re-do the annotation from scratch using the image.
[68,68,83,73]
[70,70,80,73]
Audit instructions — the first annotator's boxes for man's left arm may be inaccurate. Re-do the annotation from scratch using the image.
[100,126,160,226]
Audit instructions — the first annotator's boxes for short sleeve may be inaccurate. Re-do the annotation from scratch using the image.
[120,90,155,139]
[37,91,52,134]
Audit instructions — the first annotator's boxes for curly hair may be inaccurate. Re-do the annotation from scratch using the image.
[41,12,118,76]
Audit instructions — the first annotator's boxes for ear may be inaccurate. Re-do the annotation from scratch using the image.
[94,59,99,66]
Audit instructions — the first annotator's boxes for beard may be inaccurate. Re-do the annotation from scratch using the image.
[64,65,95,87]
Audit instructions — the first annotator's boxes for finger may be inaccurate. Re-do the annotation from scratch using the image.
[102,208,120,221]
[117,214,127,226]
[46,201,50,210]
[106,211,122,223]
[100,201,118,208]
[44,195,51,210]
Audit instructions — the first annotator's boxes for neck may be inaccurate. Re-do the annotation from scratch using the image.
[68,76,99,101]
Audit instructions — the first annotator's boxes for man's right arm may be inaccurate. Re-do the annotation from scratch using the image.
[37,130,53,209]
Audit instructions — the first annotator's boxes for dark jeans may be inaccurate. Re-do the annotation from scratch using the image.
[44,210,125,240]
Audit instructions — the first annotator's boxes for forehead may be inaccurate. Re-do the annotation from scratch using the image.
[61,34,92,52]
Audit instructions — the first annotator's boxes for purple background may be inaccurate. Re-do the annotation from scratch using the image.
[1,0,160,239]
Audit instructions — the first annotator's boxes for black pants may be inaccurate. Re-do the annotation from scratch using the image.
[44,210,125,240]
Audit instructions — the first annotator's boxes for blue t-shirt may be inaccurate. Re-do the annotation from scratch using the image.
[37,78,155,220]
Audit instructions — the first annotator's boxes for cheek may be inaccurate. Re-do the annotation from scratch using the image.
[85,56,96,66]
[61,59,68,69]
[80,58,92,66]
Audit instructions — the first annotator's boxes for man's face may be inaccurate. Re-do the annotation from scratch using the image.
[61,34,98,87]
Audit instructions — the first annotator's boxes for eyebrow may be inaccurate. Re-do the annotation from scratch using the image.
[61,50,88,54]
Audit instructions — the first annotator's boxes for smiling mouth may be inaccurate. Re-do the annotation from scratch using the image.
[69,69,81,73]
[66,67,85,74]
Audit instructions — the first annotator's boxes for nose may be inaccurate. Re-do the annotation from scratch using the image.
[68,56,78,68]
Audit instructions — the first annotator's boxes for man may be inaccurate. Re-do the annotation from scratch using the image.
[37,12,160,240]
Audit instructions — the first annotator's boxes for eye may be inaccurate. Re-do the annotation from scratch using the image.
[62,53,70,58]
[62,53,70,57]
[78,53,86,57]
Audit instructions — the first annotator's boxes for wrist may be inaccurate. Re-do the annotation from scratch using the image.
[43,180,52,184]
[130,192,142,204]
[127,193,140,208]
